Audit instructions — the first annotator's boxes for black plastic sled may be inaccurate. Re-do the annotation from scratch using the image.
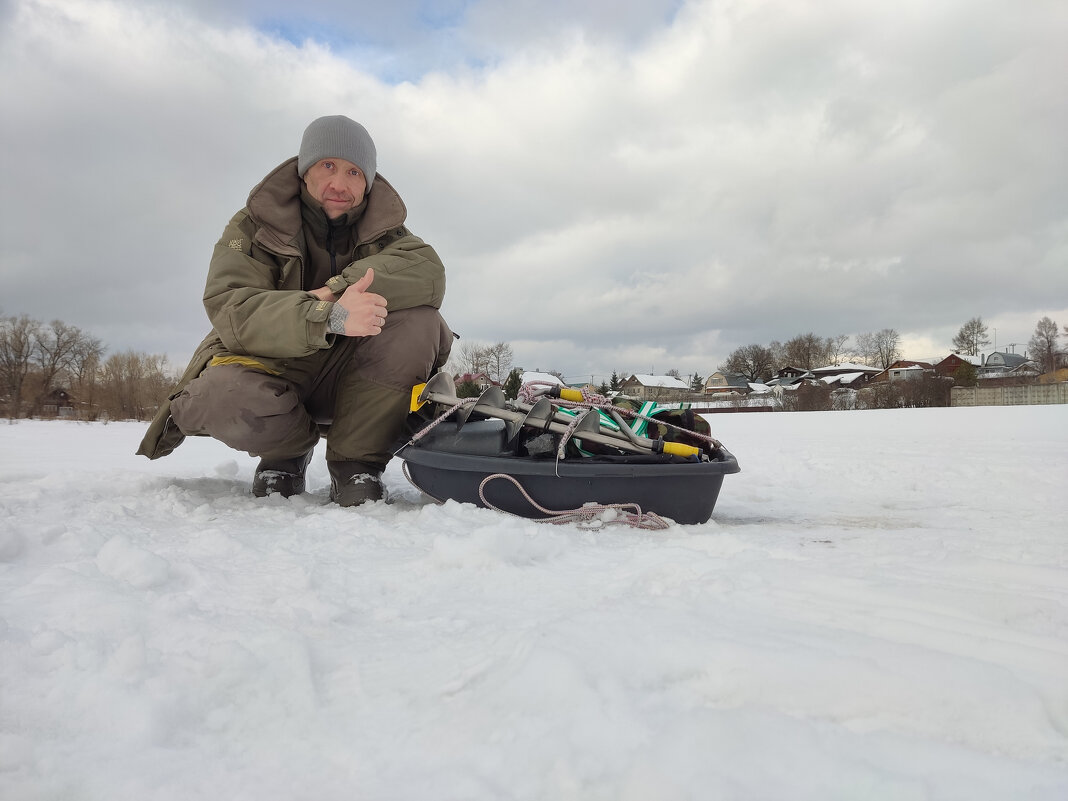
[398,418,740,525]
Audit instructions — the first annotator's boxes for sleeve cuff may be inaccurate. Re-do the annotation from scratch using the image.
[326,275,348,295]
[306,299,333,323]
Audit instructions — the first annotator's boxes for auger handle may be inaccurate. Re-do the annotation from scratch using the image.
[547,386,585,403]
[662,441,700,458]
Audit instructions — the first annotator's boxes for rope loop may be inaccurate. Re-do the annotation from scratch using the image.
[478,473,671,531]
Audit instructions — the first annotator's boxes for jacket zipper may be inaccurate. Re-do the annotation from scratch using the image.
[326,220,338,276]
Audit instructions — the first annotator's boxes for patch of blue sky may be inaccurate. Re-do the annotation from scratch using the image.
[259,17,359,51]
[255,14,472,84]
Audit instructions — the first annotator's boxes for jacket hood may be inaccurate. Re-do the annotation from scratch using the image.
[246,157,408,255]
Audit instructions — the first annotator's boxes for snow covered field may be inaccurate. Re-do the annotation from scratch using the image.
[1,405,1066,800]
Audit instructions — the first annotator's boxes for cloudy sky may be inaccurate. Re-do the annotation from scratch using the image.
[2,0,1065,383]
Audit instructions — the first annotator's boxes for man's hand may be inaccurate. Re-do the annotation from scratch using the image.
[335,268,388,336]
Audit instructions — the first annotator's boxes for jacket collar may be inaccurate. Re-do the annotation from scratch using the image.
[246,157,408,256]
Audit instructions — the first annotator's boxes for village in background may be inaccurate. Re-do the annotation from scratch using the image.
[451,316,1068,413]
[2,313,1066,422]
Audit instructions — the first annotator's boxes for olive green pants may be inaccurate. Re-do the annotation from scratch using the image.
[171,307,453,469]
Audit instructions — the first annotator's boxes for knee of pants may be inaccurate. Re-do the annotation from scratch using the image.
[170,365,307,451]
[352,307,453,390]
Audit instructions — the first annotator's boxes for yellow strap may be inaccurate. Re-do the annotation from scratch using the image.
[208,355,280,375]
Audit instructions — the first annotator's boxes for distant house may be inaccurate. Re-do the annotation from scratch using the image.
[41,388,76,418]
[773,366,812,381]
[454,372,496,392]
[765,374,810,391]
[808,363,880,387]
[980,352,1033,376]
[619,374,690,401]
[809,362,880,378]
[703,372,750,395]
[818,371,870,388]
[871,360,934,383]
[935,353,983,376]
[521,371,564,387]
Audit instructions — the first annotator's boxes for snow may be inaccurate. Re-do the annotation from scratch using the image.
[811,362,879,374]
[2,405,1067,800]
[821,372,865,386]
[630,374,690,389]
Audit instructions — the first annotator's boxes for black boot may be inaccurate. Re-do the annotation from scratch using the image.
[252,451,314,498]
[328,460,384,507]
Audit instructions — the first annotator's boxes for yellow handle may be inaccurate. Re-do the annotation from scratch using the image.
[557,387,584,402]
[662,441,700,458]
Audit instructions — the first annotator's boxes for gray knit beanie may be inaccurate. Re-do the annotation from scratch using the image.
[297,115,377,191]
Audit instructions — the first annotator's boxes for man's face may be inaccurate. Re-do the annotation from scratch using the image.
[303,157,368,219]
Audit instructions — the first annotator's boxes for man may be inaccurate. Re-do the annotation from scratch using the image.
[137,115,453,506]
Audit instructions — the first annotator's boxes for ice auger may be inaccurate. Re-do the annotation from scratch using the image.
[409,373,705,459]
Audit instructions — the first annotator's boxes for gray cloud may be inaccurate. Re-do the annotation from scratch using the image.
[1,0,1065,383]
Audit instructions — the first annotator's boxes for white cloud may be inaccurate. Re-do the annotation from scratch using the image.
[1,0,1065,380]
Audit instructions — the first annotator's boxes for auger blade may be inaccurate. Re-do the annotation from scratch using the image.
[411,371,460,412]
[457,386,507,428]
[520,397,556,432]
[504,419,525,449]
[573,409,604,436]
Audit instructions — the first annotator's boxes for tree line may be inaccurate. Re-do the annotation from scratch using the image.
[0,313,174,421]
[719,317,1066,382]
[5,312,1064,421]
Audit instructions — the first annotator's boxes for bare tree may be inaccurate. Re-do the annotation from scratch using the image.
[1028,316,1059,373]
[99,351,172,420]
[825,334,849,366]
[951,317,991,356]
[0,314,40,419]
[855,329,901,369]
[32,320,85,409]
[449,340,514,384]
[69,334,105,416]
[780,332,829,370]
[482,341,514,384]
[454,341,490,377]
[767,340,785,370]
[720,344,775,382]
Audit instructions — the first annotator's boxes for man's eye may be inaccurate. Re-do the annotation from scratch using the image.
[322,161,334,169]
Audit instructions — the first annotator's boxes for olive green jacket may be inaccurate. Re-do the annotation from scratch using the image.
[136,158,445,459]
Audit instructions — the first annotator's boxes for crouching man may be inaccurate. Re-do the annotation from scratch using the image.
[137,115,453,506]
